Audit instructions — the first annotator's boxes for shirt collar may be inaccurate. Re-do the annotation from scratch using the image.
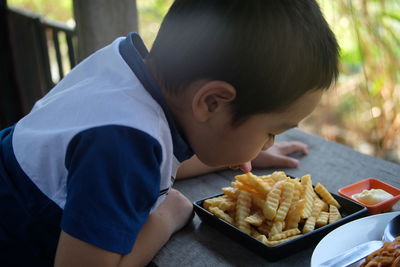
[119,32,194,162]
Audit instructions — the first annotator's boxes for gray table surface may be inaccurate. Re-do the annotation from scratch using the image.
[153,129,400,267]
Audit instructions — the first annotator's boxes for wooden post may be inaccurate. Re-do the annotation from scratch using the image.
[73,0,138,62]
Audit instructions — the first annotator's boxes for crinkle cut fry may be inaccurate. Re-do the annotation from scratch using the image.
[302,216,316,234]
[316,211,329,227]
[274,181,294,221]
[285,199,305,230]
[208,206,234,224]
[290,178,303,203]
[203,195,235,211]
[251,194,266,210]
[269,228,301,241]
[310,198,325,219]
[328,205,342,224]
[300,174,314,219]
[315,182,341,208]
[269,220,284,237]
[221,186,238,199]
[244,211,264,226]
[263,180,284,220]
[235,190,252,234]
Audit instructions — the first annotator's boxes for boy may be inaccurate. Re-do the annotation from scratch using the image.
[0,0,338,266]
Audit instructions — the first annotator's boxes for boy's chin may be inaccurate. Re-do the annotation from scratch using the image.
[198,157,227,168]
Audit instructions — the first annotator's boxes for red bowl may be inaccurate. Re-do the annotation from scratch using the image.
[338,178,400,214]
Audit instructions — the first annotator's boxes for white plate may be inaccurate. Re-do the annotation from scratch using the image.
[311,211,400,267]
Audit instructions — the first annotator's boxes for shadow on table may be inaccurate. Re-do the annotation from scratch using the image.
[192,219,310,266]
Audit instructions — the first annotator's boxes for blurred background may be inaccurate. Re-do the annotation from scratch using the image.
[3,0,400,164]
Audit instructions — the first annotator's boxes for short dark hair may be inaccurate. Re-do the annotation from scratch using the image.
[148,0,339,124]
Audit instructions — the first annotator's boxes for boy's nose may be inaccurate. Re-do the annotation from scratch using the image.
[261,142,272,151]
[261,136,275,151]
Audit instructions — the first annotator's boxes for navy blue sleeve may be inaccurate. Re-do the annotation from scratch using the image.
[61,125,162,254]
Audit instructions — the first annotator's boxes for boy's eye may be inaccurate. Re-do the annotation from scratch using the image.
[268,134,275,140]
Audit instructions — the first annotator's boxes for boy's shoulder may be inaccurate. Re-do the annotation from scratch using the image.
[28,37,169,136]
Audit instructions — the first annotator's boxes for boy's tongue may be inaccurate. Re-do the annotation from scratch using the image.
[237,161,252,173]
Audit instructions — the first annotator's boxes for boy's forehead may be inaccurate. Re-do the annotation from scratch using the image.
[267,90,323,125]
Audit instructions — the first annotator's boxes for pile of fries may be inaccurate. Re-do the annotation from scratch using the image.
[203,171,342,246]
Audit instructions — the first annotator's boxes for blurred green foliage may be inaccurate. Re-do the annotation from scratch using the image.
[137,0,173,48]
[6,0,400,162]
[307,0,400,162]
[8,0,73,23]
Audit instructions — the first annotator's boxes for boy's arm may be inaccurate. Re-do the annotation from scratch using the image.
[176,141,308,179]
[55,189,193,267]
[176,155,225,179]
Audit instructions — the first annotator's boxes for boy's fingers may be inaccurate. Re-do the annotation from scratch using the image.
[278,141,308,155]
[272,155,299,168]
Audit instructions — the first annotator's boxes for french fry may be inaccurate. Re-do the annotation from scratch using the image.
[329,205,342,223]
[263,180,284,220]
[235,190,252,234]
[221,187,239,199]
[285,199,305,230]
[274,182,294,221]
[269,228,301,241]
[311,198,325,219]
[269,220,284,237]
[271,171,289,181]
[245,211,264,226]
[256,234,269,244]
[209,206,234,224]
[290,178,303,203]
[251,194,266,210]
[321,200,329,212]
[300,175,314,219]
[258,223,272,236]
[316,211,329,227]
[203,195,235,211]
[303,216,316,234]
[315,183,341,208]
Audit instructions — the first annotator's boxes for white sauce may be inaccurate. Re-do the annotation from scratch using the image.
[352,189,393,205]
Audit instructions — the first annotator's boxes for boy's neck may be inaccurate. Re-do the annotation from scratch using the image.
[144,58,194,140]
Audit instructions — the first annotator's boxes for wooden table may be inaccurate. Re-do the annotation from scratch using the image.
[153,129,400,267]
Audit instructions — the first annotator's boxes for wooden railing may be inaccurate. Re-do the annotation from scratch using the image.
[3,7,77,125]
[41,17,77,82]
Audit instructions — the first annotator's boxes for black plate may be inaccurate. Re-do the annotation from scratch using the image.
[193,188,368,261]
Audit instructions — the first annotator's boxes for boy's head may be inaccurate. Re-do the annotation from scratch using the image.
[148,0,339,124]
[147,0,339,168]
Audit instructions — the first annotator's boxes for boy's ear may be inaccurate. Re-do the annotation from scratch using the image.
[192,81,236,122]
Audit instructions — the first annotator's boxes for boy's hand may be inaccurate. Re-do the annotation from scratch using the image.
[251,141,308,169]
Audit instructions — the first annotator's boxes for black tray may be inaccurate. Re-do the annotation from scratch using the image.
[193,189,368,261]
